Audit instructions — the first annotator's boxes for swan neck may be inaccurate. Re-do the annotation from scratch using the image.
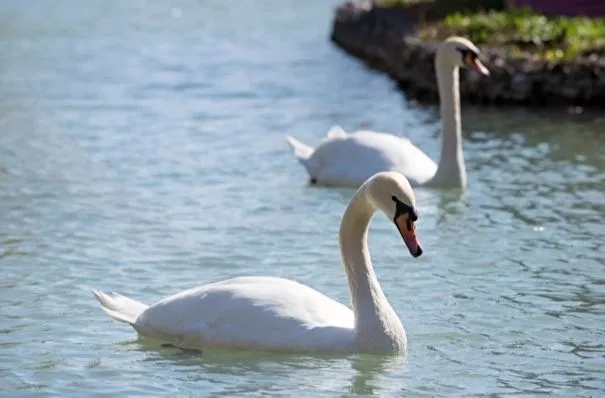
[432,55,467,188]
[339,187,405,353]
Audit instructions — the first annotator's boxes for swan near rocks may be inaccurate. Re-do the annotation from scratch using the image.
[286,36,489,189]
[93,171,422,355]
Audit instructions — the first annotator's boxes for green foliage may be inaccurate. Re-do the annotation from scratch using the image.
[376,0,433,6]
[377,0,504,9]
[435,8,605,60]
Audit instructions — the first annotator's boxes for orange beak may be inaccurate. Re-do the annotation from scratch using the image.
[464,52,490,76]
[395,214,423,258]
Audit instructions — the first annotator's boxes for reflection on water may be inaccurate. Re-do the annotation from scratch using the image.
[348,355,406,396]
[1,0,605,396]
[128,341,407,397]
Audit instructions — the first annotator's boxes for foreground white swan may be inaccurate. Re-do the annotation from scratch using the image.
[286,36,489,189]
[93,171,422,355]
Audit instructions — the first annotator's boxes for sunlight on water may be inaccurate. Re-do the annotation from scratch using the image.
[1,0,604,396]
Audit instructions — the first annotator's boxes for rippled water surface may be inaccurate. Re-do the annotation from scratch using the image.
[1,1,605,396]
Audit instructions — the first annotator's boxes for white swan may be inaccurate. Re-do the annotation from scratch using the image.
[92,171,423,355]
[286,36,489,189]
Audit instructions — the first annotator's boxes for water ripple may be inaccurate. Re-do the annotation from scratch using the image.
[1,0,604,396]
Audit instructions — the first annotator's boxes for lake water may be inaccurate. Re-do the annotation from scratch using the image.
[1,1,605,396]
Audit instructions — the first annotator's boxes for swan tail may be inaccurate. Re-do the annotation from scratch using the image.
[92,289,148,325]
[285,136,314,161]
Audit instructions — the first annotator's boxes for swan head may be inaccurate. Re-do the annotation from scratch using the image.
[366,172,423,258]
[438,36,489,76]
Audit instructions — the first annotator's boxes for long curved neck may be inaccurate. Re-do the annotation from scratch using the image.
[339,187,406,353]
[430,54,467,188]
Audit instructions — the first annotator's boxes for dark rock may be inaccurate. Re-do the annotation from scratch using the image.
[330,1,605,107]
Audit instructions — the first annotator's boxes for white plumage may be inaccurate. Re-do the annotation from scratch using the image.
[286,36,490,189]
[93,171,423,355]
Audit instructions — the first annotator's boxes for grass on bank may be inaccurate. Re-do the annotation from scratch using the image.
[428,8,605,60]
[375,0,605,60]
[376,0,506,9]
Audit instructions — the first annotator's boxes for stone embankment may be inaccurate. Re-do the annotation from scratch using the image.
[331,1,605,107]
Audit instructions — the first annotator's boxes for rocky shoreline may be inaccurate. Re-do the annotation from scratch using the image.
[330,1,605,107]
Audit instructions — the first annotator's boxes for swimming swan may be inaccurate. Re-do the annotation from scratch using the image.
[286,36,489,189]
[92,171,423,355]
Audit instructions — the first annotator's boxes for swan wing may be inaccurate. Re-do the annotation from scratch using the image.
[325,125,348,139]
[307,130,437,187]
[132,276,355,352]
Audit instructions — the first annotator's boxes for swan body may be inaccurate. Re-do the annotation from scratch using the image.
[94,276,356,352]
[286,127,437,188]
[286,36,490,189]
[93,171,423,355]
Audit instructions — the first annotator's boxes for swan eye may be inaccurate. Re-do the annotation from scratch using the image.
[391,195,418,221]
[456,47,477,58]
[456,47,478,66]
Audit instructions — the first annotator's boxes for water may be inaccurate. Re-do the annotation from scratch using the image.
[1,1,604,396]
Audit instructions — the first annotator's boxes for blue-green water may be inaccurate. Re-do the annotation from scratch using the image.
[1,1,605,396]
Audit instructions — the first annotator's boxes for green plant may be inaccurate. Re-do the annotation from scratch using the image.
[432,8,605,60]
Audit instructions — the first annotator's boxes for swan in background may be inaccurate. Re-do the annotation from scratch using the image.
[93,171,423,355]
[286,36,489,189]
